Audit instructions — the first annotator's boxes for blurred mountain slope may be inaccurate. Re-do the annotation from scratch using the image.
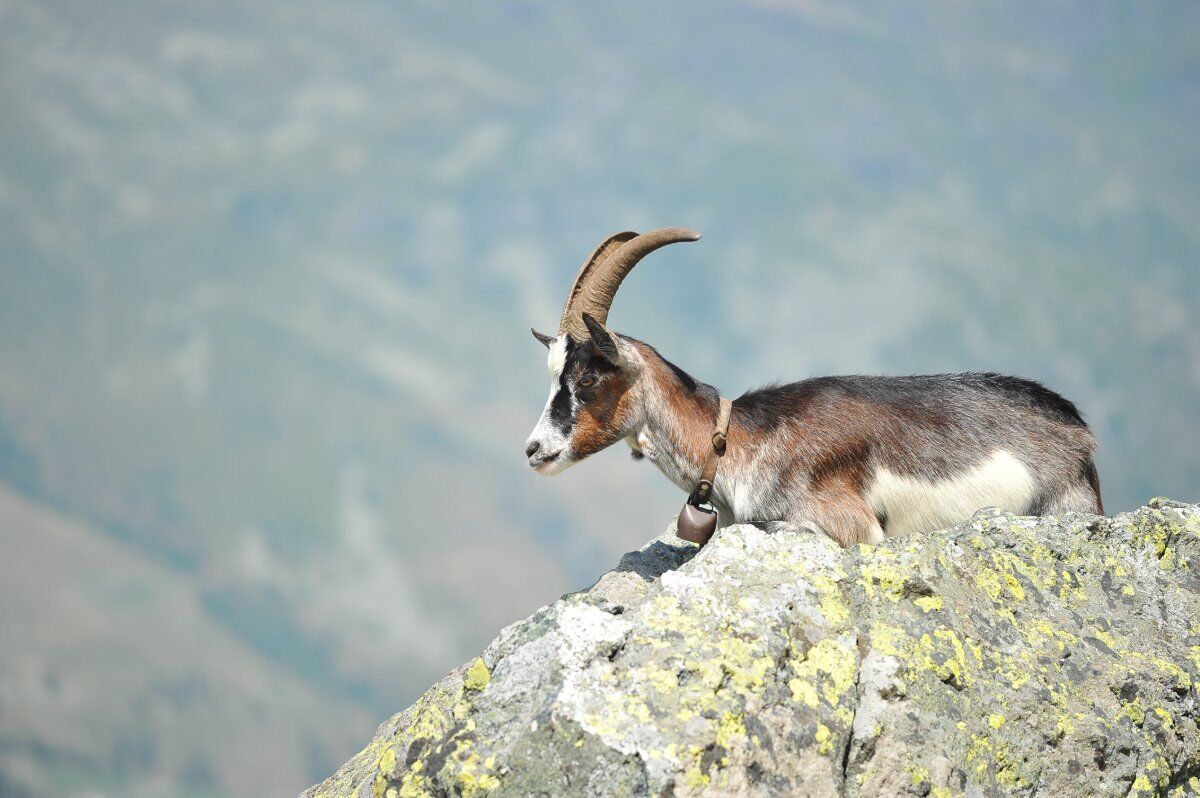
[0,481,372,798]
[0,2,1197,796]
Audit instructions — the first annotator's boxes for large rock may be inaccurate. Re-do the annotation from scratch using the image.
[305,501,1200,797]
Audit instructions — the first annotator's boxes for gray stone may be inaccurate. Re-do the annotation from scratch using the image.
[305,502,1200,798]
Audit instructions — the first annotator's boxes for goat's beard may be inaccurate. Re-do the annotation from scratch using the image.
[533,454,576,476]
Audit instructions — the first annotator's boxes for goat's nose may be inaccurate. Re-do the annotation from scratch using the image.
[525,441,541,458]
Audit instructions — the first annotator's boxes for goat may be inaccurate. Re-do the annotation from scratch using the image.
[524,228,1103,546]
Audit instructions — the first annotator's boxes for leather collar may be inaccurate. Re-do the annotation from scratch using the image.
[687,396,732,507]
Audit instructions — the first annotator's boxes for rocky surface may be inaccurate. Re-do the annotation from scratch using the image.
[305,501,1200,798]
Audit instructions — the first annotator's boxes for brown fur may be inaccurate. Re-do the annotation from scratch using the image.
[807,474,882,547]
[570,370,637,459]
[621,340,719,466]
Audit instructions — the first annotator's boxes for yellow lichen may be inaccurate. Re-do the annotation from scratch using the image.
[813,572,851,623]
[1120,696,1146,726]
[974,567,1004,602]
[868,622,907,658]
[715,712,746,749]
[906,761,929,786]
[1130,774,1154,795]
[914,595,944,612]
[464,659,491,692]
[682,745,711,789]
[859,547,912,602]
[1118,649,1193,691]
[789,678,819,708]
[814,722,833,755]
[1093,629,1118,651]
[378,747,397,776]
[788,638,858,709]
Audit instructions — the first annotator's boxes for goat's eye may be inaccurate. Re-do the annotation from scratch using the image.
[579,375,597,388]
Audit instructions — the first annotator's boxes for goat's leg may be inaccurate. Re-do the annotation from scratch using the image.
[1029,459,1104,517]
[1041,483,1103,516]
[789,482,885,548]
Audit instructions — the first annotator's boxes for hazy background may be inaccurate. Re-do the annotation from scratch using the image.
[1,2,1197,796]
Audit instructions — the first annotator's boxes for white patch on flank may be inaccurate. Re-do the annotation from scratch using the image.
[864,449,1036,537]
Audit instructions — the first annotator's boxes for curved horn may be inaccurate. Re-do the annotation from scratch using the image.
[558,227,702,341]
[557,231,637,337]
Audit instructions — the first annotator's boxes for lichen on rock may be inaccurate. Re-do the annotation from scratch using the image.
[304,501,1200,798]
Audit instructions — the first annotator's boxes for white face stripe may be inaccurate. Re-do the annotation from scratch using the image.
[864,449,1036,538]
[527,335,574,474]
[528,334,644,476]
[547,335,568,378]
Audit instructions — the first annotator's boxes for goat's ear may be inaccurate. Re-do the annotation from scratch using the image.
[531,328,556,349]
[582,313,621,363]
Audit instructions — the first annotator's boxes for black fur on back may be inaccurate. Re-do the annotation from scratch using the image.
[734,372,1088,431]
[954,373,1086,426]
[624,331,1088,438]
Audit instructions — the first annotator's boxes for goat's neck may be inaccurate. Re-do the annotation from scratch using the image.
[629,345,724,497]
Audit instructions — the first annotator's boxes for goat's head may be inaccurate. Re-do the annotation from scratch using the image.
[524,228,700,473]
